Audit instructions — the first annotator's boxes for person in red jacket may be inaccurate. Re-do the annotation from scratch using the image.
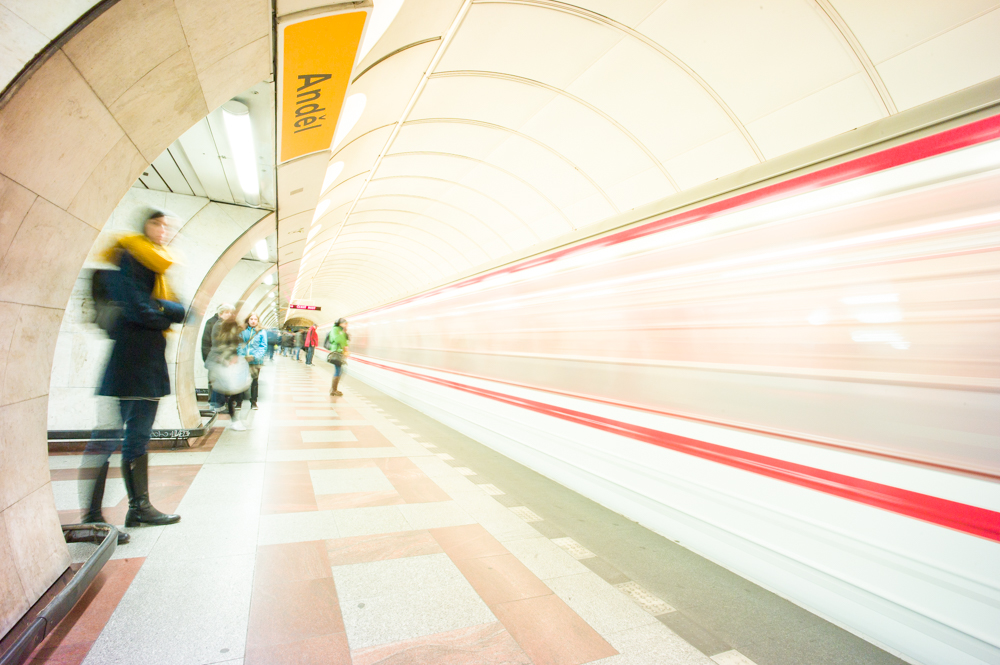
[304,324,319,365]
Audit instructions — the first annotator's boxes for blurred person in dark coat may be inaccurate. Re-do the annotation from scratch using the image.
[201,305,224,410]
[82,210,185,535]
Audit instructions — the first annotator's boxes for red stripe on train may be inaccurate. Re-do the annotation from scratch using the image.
[355,356,1000,543]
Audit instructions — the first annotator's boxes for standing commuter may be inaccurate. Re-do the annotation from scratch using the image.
[293,329,304,361]
[208,305,250,430]
[280,330,293,356]
[201,305,224,410]
[327,318,349,396]
[304,324,319,365]
[91,209,184,531]
[267,328,277,360]
[240,312,267,409]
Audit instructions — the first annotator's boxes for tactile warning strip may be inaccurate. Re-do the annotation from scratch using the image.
[551,537,596,560]
[616,580,675,616]
[478,484,505,495]
[510,506,543,522]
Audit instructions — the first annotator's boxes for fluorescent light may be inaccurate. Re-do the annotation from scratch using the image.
[313,199,331,223]
[358,0,405,60]
[331,94,366,151]
[322,161,344,193]
[267,292,275,298]
[307,225,322,241]
[264,273,273,285]
[221,100,259,205]
[253,239,268,261]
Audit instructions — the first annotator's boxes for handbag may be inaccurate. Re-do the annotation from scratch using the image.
[327,351,344,367]
[208,356,252,395]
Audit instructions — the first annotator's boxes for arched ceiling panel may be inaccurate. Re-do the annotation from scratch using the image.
[565,37,743,163]
[337,225,469,272]
[410,76,556,129]
[355,0,464,73]
[438,3,622,89]
[637,0,863,124]
[389,120,509,161]
[353,193,514,256]
[831,0,999,65]
[518,94,670,195]
[379,169,564,233]
[874,8,1000,111]
[332,41,439,154]
[661,130,760,191]
[352,194,511,256]
[349,208,492,264]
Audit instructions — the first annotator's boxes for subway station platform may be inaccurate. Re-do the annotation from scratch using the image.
[38,356,907,665]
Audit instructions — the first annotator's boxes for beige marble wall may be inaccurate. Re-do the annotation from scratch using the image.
[0,0,271,635]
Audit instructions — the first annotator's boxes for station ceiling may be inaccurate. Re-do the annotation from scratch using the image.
[281,0,1000,322]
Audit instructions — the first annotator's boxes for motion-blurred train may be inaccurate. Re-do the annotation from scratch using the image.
[330,116,1000,664]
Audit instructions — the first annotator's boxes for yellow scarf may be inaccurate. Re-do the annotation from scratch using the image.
[102,233,175,301]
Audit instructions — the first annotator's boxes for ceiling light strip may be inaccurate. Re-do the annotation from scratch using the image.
[316,0,475,273]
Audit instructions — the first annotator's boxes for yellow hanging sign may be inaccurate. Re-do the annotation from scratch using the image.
[278,10,367,163]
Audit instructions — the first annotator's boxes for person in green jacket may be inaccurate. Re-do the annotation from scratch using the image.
[327,318,349,396]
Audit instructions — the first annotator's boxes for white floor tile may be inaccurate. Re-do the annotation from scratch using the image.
[310,467,394,494]
[299,430,359,443]
[257,510,340,545]
[333,505,412,538]
[546,572,659,636]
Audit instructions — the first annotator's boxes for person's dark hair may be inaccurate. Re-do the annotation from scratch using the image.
[335,318,347,326]
[144,208,168,223]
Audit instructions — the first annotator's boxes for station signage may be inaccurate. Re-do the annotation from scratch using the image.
[277,9,368,163]
[289,304,321,311]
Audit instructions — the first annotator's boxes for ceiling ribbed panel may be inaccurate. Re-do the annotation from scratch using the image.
[284,0,1000,323]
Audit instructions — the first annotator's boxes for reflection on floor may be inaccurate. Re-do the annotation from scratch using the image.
[38,357,905,665]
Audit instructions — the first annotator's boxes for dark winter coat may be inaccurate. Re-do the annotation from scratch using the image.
[201,313,219,362]
[98,251,186,398]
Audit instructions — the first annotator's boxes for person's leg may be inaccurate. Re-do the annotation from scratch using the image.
[249,365,260,408]
[305,346,314,365]
[330,364,343,396]
[227,394,236,418]
[79,418,130,544]
[120,399,179,527]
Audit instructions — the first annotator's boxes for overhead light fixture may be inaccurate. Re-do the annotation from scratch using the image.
[358,0,405,60]
[322,161,344,193]
[331,94,366,151]
[221,100,259,205]
[268,292,276,299]
[253,239,269,261]
[264,273,273,285]
[307,225,322,241]
[312,200,331,223]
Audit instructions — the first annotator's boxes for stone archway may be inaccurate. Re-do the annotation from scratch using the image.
[0,0,271,633]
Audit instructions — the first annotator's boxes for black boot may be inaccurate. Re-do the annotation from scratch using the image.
[80,461,130,544]
[121,454,180,527]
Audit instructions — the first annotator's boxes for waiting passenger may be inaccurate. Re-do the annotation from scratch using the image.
[207,304,250,430]
[92,209,185,531]
[240,312,267,409]
[327,318,349,397]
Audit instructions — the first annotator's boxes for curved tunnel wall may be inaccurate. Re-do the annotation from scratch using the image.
[347,117,1000,665]
[0,0,270,634]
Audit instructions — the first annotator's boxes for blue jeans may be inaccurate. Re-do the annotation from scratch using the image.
[268,344,275,360]
[305,346,315,364]
[84,399,159,463]
[293,348,301,360]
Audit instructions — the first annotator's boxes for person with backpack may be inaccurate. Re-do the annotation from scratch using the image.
[240,312,267,409]
[327,318,349,396]
[207,304,250,430]
[304,324,319,365]
[88,209,185,535]
[293,329,305,361]
[280,330,293,356]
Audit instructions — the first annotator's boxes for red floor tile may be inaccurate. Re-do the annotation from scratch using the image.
[430,524,508,561]
[316,491,404,510]
[260,462,318,514]
[351,621,531,665]
[452,554,554,606]
[29,558,145,664]
[326,530,443,566]
[254,541,332,585]
[245,630,351,665]
[491,595,617,665]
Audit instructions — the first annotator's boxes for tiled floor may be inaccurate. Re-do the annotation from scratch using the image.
[35,357,908,665]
